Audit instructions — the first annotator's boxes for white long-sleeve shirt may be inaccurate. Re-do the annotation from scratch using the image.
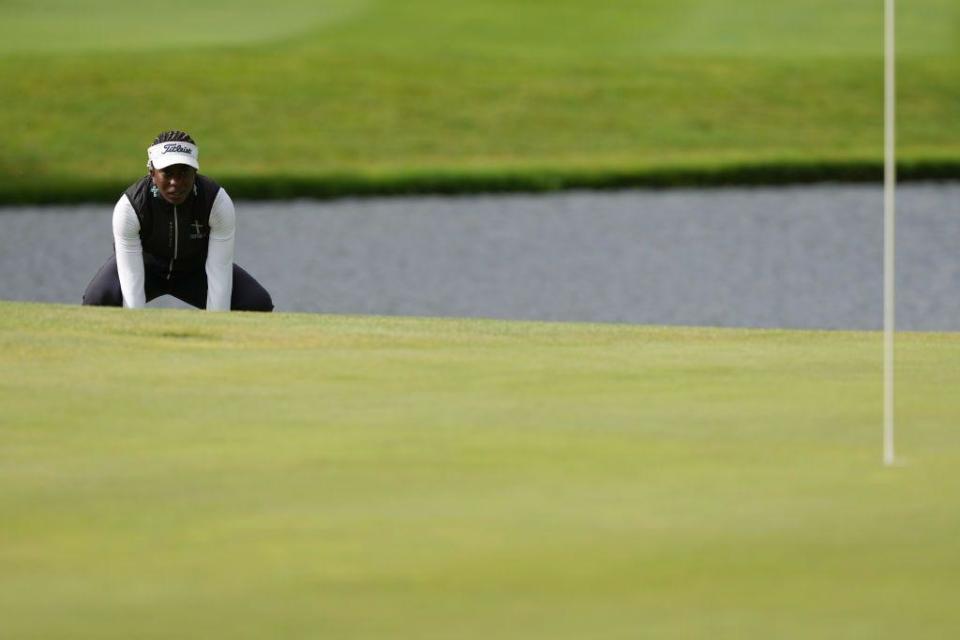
[113,188,236,310]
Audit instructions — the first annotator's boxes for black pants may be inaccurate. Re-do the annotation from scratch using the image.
[82,254,273,311]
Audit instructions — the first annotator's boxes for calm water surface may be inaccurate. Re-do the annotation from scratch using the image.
[1,184,958,330]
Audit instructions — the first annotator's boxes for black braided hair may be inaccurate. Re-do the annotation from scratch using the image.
[152,130,196,145]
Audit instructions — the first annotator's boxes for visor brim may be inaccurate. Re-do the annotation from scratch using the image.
[151,153,199,171]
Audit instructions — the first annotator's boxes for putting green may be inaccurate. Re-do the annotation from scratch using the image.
[2,301,959,638]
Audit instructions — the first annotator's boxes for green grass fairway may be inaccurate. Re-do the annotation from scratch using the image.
[1,0,958,201]
[2,301,959,638]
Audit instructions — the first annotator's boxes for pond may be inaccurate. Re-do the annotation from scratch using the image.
[2,183,958,330]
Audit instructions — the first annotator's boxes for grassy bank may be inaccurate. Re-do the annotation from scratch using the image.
[2,301,959,637]
[4,158,960,205]
[1,0,958,203]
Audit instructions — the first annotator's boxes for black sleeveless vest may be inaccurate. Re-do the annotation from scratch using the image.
[124,175,221,277]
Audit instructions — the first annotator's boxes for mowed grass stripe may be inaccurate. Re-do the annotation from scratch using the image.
[1,301,959,638]
[1,0,958,201]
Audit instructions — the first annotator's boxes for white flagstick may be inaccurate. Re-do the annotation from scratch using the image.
[884,0,896,466]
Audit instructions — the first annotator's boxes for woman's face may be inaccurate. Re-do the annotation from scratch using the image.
[150,164,196,205]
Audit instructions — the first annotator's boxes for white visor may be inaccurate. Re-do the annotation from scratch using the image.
[148,141,199,170]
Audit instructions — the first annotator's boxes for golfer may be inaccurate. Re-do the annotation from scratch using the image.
[83,130,273,311]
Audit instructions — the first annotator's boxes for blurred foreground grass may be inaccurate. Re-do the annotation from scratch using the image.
[2,301,959,638]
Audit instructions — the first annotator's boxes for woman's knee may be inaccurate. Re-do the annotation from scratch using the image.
[232,286,273,312]
[82,282,123,306]
[230,265,273,312]
[248,290,274,312]
[82,261,123,306]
